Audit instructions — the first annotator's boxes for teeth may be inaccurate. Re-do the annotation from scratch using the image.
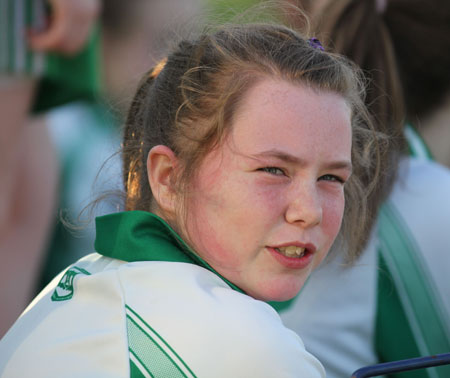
[277,246,306,258]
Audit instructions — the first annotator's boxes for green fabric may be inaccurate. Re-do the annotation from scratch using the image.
[126,305,197,378]
[7,0,14,71]
[375,129,450,377]
[95,210,244,294]
[130,359,150,378]
[32,26,101,113]
[25,0,33,73]
[376,203,450,378]
[376,253,426,378]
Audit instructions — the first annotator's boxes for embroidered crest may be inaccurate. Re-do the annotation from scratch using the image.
[51,266,91,301]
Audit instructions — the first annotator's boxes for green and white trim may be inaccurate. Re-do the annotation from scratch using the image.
[126,305,197,378]
[376,202,450,378]
[0,0,45,77]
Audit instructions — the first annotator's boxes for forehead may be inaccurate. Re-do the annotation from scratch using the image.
[228,78,352,159]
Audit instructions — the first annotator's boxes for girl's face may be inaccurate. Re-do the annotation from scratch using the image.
[183,78,352,301]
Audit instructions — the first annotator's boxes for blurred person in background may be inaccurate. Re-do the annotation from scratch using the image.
[0,0,101,337]
[278,0,450,377]
[36,0,207,290]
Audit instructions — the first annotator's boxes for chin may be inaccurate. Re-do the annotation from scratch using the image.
[251,278,305,302]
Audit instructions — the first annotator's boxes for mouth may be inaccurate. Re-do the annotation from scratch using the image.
[266,244,316,269]
[275,246,306,258]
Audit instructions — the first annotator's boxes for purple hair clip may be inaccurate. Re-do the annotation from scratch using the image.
[308,38,325,51]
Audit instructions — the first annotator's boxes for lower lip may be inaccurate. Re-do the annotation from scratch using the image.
[267,247,314,269]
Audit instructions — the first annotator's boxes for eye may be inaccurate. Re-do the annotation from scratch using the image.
[319,174,345,184]
[258,167,286,176]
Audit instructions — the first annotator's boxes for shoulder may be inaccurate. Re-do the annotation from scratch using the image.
[1,257,324,377]
[387,157,450,242]
[0,253,130,377]
[393,157,450,201]
[380,157,450,314]
[119,262,325,377]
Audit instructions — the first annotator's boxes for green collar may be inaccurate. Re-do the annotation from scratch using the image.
[94,210,244,294]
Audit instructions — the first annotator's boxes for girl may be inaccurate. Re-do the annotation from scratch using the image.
[0,21,381,377]
[279,1,450,377]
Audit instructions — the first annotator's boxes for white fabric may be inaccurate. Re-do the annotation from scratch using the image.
[280,157,450,377]
[0,253,325,378]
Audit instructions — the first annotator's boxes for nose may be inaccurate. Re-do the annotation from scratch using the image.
[285,183,322,227]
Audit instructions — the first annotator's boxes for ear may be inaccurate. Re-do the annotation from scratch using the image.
[147,145,179,215]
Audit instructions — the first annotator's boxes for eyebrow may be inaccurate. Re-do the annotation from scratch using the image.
[251,149,353,172]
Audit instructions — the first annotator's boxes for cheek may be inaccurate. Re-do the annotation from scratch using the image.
[184,183,244,269]
[322,192,346,239]
[185,180,282,272]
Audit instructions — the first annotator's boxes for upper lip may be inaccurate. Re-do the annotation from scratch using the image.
[269,242,317,254]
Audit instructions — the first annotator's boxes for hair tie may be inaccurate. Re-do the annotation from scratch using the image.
[308,38,325,51]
